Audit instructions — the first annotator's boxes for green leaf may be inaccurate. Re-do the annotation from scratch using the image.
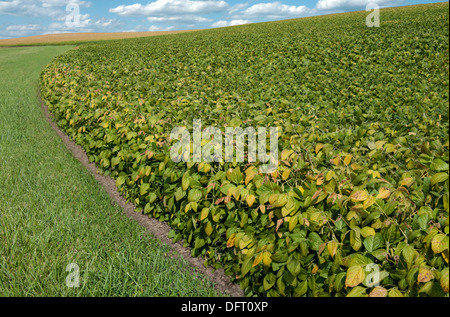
[308,232,323,251]
[431,172,448,186]
[343,253,373,268]
[175,187,186,201]
[241,257,252,277]
[263,273,276,291]
[276,276,286,296]
[350,228,362,251]
[229,167,243,184]
[116,175,126,187]
[271,250,288,263]
[401,244,417,269]
[194,237,205,249]
[148,191,157,204]
[346,286,367,297]
[188,188,203,202]
[286,256,301,276]
[293,280,308,297]
[363,233,385,253]
[182,174,190,191]
[430,159,449,171]
[361,226,375,238]
[388,288,404,297]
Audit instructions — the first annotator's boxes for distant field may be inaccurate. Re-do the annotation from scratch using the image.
[0,30,194,46]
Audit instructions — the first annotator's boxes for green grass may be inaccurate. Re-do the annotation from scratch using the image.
[0,46,224,296]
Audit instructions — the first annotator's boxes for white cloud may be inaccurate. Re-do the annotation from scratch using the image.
[110,0,229,16]
[6,23,42,31]
[227,2,249,14]
[2,23,42,37]
[148,25,175,31]
[0,0,91,18]
[41,0,91,8]
[211,19,250,28]
[316,0,401,10]
[44,15,125,34]
[147,15,213,23]
[236,2,312,19]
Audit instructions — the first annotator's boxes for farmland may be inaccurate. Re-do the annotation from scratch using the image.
[40,2,449,297]
[0,31,193,47]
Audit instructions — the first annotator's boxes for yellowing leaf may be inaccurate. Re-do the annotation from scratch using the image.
[252,253,263,267]
[375,140,387,150]
[262,251,272,266]
[363,195,376,210]
[226,234,236,248]
[345,265,365,288]
[246,194,256,207]
[369,286,387,297]
[385,143,397,153]
[431,234,449,254]
[268,193,279,205]
[361,226,376,238]
[289,215,298,232]
[312,264,319,275]
[440,268,449,293]
[442,249,449,264]
[205,221,213,236]
[332,156,340,166]
[418,266,434,283]
[315,143,325,154]
[400,177,414,187]
[281,149,294,161]
[344,154,353,166]
[350,190,369,202]
[200,207,209,221]
[282,168,291,181]
[245,166,258,185]
[327,240,338,258]
[376,187,391,200]
[325,170,336,181]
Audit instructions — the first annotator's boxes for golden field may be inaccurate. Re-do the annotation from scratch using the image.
[0,31,194,46]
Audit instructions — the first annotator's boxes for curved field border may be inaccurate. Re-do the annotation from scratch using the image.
[0,45,240,297]
[39,84,243,297]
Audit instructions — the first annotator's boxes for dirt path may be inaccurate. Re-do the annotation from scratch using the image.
[39,97,244,298]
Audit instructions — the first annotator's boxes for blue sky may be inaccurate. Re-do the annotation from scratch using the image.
[0,0,445,39]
